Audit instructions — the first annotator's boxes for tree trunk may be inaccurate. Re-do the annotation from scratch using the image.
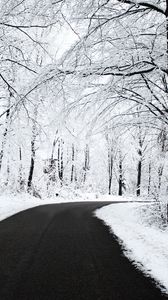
[148,162,151,196]
[118,155,122,196]
[5,159,10,186]
[27,135,35,192]
[108,146,113,195]
[27,115,36,193]
[0,108,10,171]
[58,139,64,185]
[136,149,142,196]
[108,174,112,195]
[83,144,90,184]
[158,165,164,196]
[165,0,168,222]
[51,136,57,161]
[18,147,24,190]
[71,143,75,183]
[48,133,58,184]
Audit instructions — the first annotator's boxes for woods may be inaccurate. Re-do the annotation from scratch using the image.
[0,0,167,210]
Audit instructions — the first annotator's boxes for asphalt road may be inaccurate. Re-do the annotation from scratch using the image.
[0,201,167,300]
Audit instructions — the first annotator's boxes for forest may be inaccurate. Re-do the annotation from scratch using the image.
[0,0,167,205]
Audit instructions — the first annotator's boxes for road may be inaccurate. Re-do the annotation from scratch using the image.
[0,201,167,300]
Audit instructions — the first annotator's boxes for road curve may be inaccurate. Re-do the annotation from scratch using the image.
[0,201,167,300]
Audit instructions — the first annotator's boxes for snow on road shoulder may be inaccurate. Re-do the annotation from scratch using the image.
[0,193,79,221]
[0,191,114,222]
[0,191,101,222]
[95,202,168,294]
[0,193,44,221]
[0,192,151,223]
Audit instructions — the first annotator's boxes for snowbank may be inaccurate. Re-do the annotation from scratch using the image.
[95,202,168,294]
[0,192,151,222]
[0,193,43,221]
[0,192,103,222]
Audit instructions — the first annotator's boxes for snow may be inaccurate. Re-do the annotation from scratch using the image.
[0,191,107,222]
[95,194,151,202]
[95,202,168,294]
[0,194,42,222]
[0,191,151,222]
[0,192,150,222]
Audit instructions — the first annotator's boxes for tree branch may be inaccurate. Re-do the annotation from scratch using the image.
[117,0,165,15]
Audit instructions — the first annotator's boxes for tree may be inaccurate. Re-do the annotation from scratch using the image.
[27,107,38,193]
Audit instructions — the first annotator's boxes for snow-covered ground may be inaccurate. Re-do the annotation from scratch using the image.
[95,202,168,294]
[0,192,151,222]
[0,191,106,221]
[0,192,89,221]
